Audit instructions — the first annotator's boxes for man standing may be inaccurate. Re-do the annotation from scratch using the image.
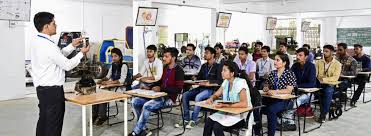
[351,44,371,106]
[31,12,90,136]
[279,42,294,68]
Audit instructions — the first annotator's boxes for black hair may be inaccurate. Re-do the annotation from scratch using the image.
[187,43,196,51]
[33,12,55,32]
[323,44,335,51]
[275,51,290,69]
[255,42,263,47]
[214,42,224,50]
[279,42,288,47]
[204,47,216,57]
[354,44,363,48]
[337,43,348,49]
[241,43,248,46]
[222,61,239,77]
[303,44,310,49]
[111,48,123,64]
[238,46,249,54]
[164,47,179,59]
[180,46,187,53]
[296,47,309,56]
[146,44,157,52]
[261,46,270,53]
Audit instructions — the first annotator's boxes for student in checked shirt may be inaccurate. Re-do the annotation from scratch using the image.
[30,12,90,136]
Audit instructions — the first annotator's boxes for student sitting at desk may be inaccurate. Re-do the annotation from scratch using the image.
[234,46,256,83]
[279,42,294,68]
[129,47,184,136]
[214,42,226,64]
[315,45,341,123]
[203,61,252,136]
[280,48,316,131]
[132,45,163,89]
[94,48,128,126]
[175,47,222,129]
[252,42,263,61]
[351,44,371,106]
[256,46,275,90]
[261,52,296,136]
[181,43,201,76]
[336,43,358,105]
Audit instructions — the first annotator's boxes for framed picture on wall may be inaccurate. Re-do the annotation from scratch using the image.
[301,21,311,32]
[266,17,277,30]
[135,7,158,26]
[216,12,232,28]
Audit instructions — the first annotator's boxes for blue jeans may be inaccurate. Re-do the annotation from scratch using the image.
[182,88,213,122]
[131,97,173,134]
[263,98,293,136]
[321,85,334,116]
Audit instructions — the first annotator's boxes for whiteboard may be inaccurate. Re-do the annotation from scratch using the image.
[0,0,31,21]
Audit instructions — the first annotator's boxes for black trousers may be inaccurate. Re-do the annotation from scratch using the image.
[36,86,65,136]
[352,75,368,102]
[93,103,108,120]
[203,117,246,136]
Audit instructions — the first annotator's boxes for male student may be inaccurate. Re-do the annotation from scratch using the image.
[175,47,222,129]
[31,12,90,136]
[129,48,184,136]
[303,44,315,62]
[281,48,316,131]
[214,42,226,64]
[279,42,294,68]
[351,44,371,106]
[181,43,201,75]
[252,42,263,61]
[133,45,163,89]
[336,43,358,106]
[315,45,341,123]
[234,46,256,82]
[255,46,275,90]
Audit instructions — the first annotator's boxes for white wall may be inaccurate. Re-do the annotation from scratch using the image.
[0,21,26,101]
[222,12,268,46]
[25,0,133,60]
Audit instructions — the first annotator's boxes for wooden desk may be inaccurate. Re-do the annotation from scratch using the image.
[358,71,371,75]
[195,101,252,114]
[340,75,356,79]
[261,94,297,100]
[98,83,124,89]
[135,77,158,83]
[65,91,131,136]
[298,88,321,93]
[184,80,208,84]
[320,81,342,85]
[124,89,167,99]
[184,80,220,87]
[184,72,198,76]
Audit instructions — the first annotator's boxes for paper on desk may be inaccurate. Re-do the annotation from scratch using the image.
[131,89,165,96]
[300,88,318,92]
[209,112,244,127]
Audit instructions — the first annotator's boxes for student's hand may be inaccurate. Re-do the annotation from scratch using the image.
[318,77,323,82]
[80,44,90,54]
[267,90,276,96]
[152,86,161,92]
[97,80,103,84]
[198,81,209,86]
[72,38,83,47]
[140,86,150,90]
[192,76,197,81]
[101,81,109,85]
[263,86,269,92]
[206,98,214,105]
[264,73,269,79]
[214,103,223,108]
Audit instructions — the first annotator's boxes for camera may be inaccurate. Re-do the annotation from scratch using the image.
[83,37,89,47]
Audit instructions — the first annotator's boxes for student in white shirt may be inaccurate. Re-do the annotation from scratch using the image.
[203,61,252,136]
[256,46,275,89]
[94,48,128,125]
[30,12,90,136]
[132,45,163,89]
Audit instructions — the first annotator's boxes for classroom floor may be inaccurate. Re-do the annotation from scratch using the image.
[1,79,371,136]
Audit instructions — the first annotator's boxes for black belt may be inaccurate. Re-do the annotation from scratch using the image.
[36,85,63,89]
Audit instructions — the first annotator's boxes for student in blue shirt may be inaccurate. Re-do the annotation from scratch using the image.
[351,44,371,106]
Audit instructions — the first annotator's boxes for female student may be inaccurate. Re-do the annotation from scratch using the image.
[93,48,128,126]
[262,52,296,136]
[203,61,252,136]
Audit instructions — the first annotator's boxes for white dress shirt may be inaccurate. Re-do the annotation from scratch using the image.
[106,64,128,84]
[30,33,83,87]
[139,58,163,81]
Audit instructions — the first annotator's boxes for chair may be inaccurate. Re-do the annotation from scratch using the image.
[362,73,371,103]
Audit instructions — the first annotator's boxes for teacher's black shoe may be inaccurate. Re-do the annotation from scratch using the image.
[350,101,357,107]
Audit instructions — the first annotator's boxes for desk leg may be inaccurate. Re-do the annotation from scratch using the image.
[124,99,128,136]
[89,105,93,136]
[82,105,87,136]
